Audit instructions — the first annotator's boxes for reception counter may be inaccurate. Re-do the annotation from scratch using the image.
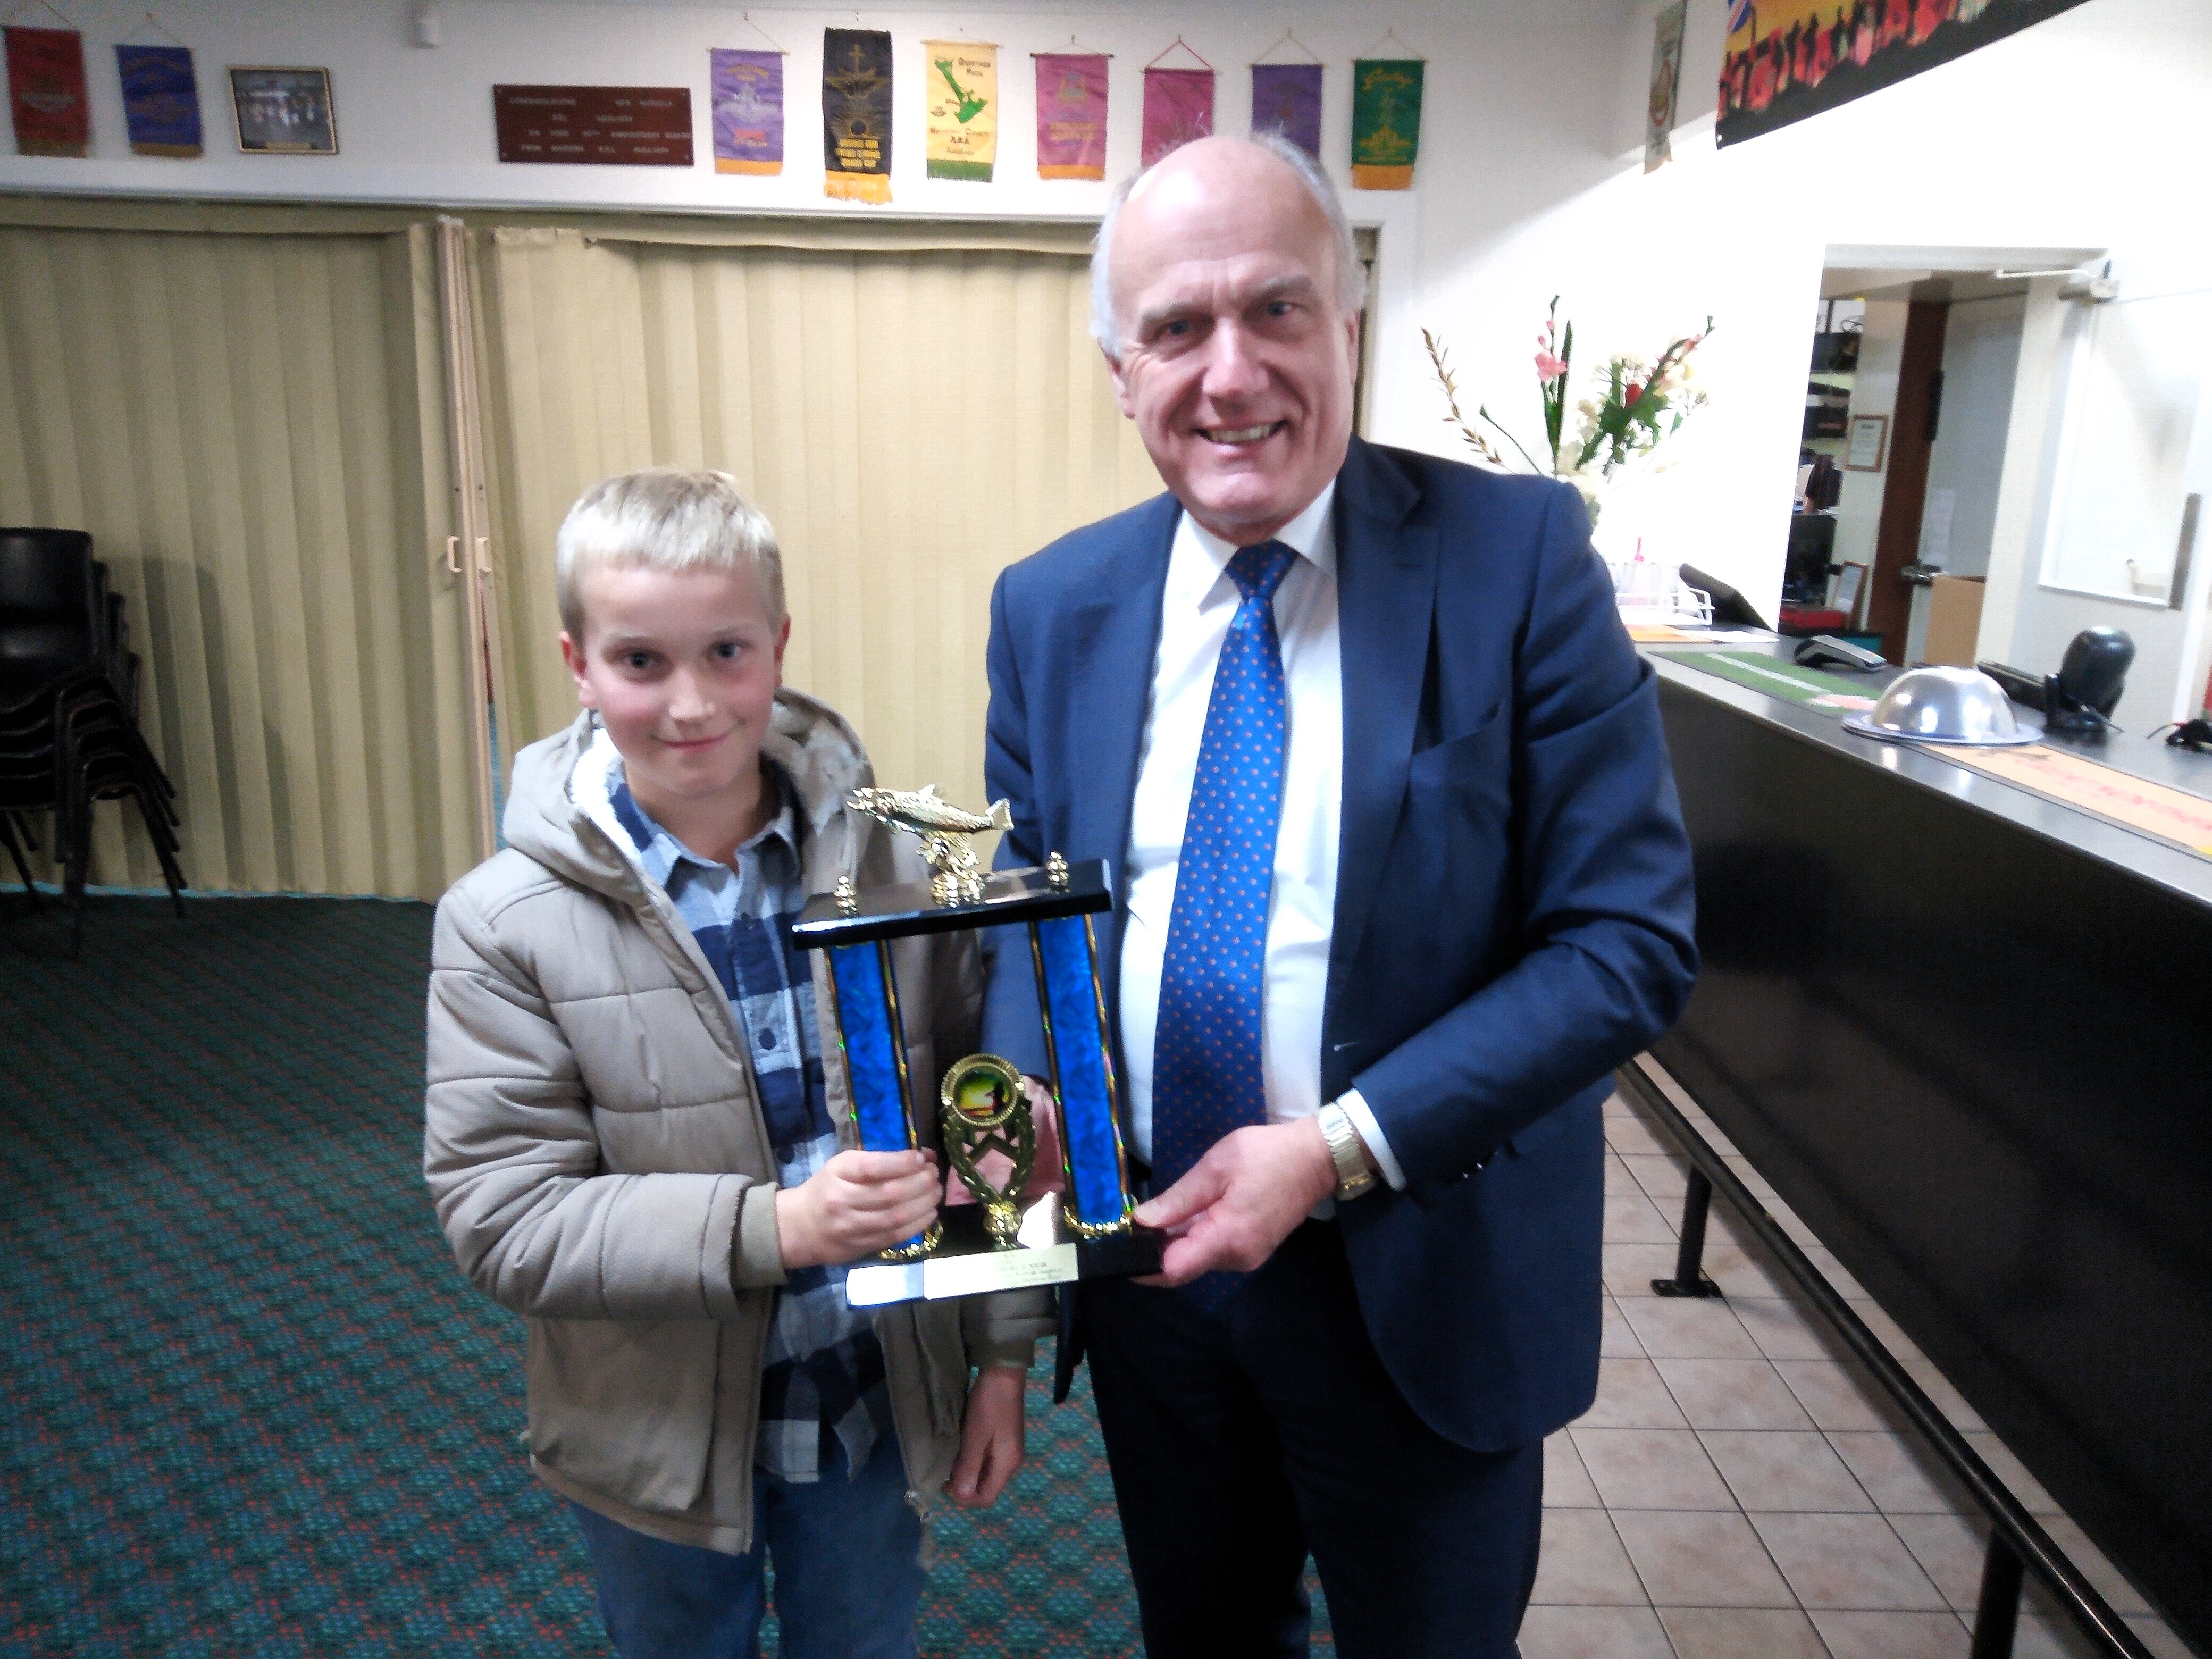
[1645,644,2212,1647]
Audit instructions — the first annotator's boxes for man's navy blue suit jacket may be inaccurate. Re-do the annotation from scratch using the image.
[979,437,1699,1451]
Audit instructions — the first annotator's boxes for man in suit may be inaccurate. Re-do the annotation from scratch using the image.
[979,134,1698,1658]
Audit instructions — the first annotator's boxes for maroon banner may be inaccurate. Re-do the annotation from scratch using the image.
[493,84,693,166]
[1141,66,1213,166]
[6,26,90,158]
[1034,53,1107,180]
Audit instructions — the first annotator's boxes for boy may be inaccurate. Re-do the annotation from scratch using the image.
[425,468,1045,1659]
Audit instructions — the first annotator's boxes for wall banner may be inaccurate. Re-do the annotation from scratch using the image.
[924,39,997,181]
[1250,62,1322,159]
[1140,66,1213,167]
[116,43,202,158]
[1718,0,2094,147]
[1646,1,1688,173]
[710,47,783,175]
[1349,58,1423,190]
[6,26,91,158]
[1034,52,1107,180]
[823,27,893,202]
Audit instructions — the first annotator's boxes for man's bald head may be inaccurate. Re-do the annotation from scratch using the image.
[1088,132,1366,547]
[1091,133,1365,354]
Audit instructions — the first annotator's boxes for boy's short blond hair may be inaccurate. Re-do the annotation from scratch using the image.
[555,467,785,641]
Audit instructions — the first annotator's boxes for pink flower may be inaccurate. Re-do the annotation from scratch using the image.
[1536,351,1569,380]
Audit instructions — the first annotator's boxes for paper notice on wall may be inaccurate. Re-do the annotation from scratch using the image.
[1918,488,1956,567]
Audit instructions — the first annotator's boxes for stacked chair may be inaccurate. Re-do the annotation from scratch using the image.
[0,527,185,951]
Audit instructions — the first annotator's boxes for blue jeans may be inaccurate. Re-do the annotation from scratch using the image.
[570,1434,925,1659]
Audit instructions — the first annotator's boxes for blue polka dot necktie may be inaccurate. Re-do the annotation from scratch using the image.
[1149,539,1298,1305]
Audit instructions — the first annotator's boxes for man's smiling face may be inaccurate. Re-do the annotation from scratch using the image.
[1103,137,1362,547]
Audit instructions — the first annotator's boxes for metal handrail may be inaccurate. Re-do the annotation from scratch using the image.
[1612,1058,2154,1659]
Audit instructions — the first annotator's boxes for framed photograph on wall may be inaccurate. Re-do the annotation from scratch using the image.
[1833,561,1869,626]
[230,67,337,155]
[1846,414,1889,472]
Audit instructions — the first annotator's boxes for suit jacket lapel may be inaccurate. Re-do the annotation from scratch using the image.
[1329,439,1437,1036]
[1066,492,1177,1016]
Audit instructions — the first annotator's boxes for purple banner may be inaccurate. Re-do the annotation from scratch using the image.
[1250,62,1321,158]
[710,47,782,175]
[1141,66,1212,167]
[1034,52,1107,180]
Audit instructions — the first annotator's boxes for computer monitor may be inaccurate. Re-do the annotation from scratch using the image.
[1784,514,1837,604]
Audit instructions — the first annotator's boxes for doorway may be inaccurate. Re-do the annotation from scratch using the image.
[1807,260,2048,666]
[1802,245,2212,732]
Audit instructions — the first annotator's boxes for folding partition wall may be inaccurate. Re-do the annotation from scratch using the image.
[0,200,1158,899]
[0,198,478,900]
[468,217,1158,819]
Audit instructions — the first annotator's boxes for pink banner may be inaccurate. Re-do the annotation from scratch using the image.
[1141,66,1212,166]
[1034,52,1107,180]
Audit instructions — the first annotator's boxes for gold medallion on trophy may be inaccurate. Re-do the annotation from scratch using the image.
[938,1054,1034,1249]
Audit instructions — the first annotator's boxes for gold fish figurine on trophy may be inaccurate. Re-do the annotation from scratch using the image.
[846,785,1013,904]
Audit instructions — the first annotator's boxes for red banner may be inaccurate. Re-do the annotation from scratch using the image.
[1140,66,1212,167]
[5,26,90,158]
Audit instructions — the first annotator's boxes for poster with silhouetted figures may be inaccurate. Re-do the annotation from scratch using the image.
[1716,0,2091,147]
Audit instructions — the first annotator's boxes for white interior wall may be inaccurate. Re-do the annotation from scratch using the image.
[0,0,1625,510]
[1829,298,1906,588]
[4,0,2209,617]
[1923,294,2027,583]
[1429,0,2212,610]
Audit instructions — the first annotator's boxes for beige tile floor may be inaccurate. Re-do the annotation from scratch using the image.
[1516,1079,2198,1659]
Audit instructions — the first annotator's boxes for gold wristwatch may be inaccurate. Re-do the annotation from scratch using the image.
[1316,1101,1379,1201]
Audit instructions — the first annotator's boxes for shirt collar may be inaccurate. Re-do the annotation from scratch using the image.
[609,760,801,881]
[1177,479,1338,606]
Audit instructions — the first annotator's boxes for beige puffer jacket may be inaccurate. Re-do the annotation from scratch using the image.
[424,693,1047,1554]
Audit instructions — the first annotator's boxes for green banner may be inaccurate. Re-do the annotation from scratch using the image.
[1349,59,1423,190]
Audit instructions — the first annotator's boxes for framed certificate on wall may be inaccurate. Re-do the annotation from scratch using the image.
[1846,414,1889,472]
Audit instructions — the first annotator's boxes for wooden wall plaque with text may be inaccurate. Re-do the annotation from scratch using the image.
[493,85,693,165]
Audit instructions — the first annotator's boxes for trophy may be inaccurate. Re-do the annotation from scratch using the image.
[792,785,1164,1304]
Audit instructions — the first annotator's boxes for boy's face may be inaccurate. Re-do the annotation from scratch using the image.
[560,564,790,820]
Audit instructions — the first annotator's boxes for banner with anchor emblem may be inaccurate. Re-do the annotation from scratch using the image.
[822,27,893,202]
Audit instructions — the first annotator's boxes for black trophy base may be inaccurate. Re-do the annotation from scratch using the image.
[844,1197,1167,1307]
[1075,1222,1167,1279]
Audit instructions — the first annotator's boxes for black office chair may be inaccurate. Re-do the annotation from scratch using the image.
[0,528,185,949]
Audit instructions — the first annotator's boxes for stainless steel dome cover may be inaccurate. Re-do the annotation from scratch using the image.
[1843,666,2040,747]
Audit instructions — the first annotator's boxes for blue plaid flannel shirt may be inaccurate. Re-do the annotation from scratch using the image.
[609,765,893,1485]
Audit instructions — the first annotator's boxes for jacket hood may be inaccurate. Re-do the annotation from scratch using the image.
[500,690,876,896]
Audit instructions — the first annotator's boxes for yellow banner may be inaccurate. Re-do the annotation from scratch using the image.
[924,40,998,182]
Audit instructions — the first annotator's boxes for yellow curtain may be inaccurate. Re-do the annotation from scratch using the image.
[474,225,1158,811]
[0,215,479,900]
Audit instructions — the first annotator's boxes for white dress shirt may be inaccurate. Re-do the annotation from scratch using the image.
[1118,482,1405,1192]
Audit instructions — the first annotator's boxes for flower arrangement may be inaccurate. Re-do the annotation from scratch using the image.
[1424,297,1714,523]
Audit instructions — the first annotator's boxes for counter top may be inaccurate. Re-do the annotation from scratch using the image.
[1643,640,2212,914]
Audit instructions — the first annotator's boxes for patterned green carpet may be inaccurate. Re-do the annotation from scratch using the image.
[0,894,1332,1656]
